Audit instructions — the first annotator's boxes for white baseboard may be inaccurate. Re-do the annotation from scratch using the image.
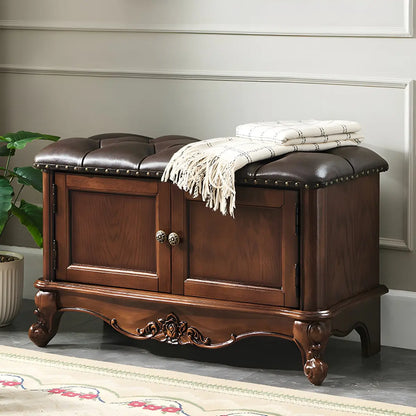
[2,245,415,350]
[380,289,416,350]
[341,289,416,350]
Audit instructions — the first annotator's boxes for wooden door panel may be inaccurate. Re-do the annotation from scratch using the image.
[171,186,299,307]
[187,201,283,288]
[54,173,171,292]
[70,191,156,272]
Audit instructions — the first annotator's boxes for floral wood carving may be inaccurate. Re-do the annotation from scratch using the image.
[110,313,211,347]
[138,313,211,346]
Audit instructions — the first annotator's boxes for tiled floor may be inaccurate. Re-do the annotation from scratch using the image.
[1,300,415,408]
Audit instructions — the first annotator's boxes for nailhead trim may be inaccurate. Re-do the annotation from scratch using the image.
[33,163,388,190]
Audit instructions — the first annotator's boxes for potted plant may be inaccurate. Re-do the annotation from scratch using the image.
[0,131,59,326]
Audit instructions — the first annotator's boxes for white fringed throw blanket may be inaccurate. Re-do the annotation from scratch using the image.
[162,120,363,216]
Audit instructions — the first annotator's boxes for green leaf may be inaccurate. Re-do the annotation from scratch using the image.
[13,166,43,192]
[11,200,43,247]
[0,177,14,234]
[5,131,59,150]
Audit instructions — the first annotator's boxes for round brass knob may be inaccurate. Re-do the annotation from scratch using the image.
[155,230,167,243]
[168,232,180,246]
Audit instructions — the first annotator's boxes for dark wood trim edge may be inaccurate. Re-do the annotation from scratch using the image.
[33,280,388,321]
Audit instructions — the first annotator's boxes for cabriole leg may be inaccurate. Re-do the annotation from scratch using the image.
[28,291,62,347]
[293,320,331,386]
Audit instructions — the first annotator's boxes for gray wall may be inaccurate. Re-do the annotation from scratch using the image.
[0,0,415,291]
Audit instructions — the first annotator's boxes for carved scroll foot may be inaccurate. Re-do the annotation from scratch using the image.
[293,321,330,386]
[28,291,62,347]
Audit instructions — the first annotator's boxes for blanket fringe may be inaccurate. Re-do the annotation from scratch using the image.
[162,145,237,216]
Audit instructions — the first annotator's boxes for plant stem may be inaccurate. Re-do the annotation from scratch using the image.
[14,184,24,204]
[4,150,12,179]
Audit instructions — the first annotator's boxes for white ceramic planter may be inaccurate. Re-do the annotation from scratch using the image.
[0,251,24,327]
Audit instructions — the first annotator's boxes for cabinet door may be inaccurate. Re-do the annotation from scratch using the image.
[171,186,299,307]
[53,173,171,292]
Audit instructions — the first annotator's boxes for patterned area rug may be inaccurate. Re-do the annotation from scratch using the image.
[0,345,414,416]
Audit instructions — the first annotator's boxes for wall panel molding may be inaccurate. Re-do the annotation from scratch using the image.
[0,65,410,88]
[0,21,411,38]
[0,65,412,250]
[379,238,411,251]
[403,80,414,251]
[0,0,413,38]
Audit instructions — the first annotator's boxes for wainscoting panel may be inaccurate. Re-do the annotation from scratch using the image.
[0,0,412,37]
[0,29,415,79]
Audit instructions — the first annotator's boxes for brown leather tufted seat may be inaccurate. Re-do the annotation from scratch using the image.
[34,133,388,189]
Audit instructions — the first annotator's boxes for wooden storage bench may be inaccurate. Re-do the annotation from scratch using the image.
[29,133,388,385]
